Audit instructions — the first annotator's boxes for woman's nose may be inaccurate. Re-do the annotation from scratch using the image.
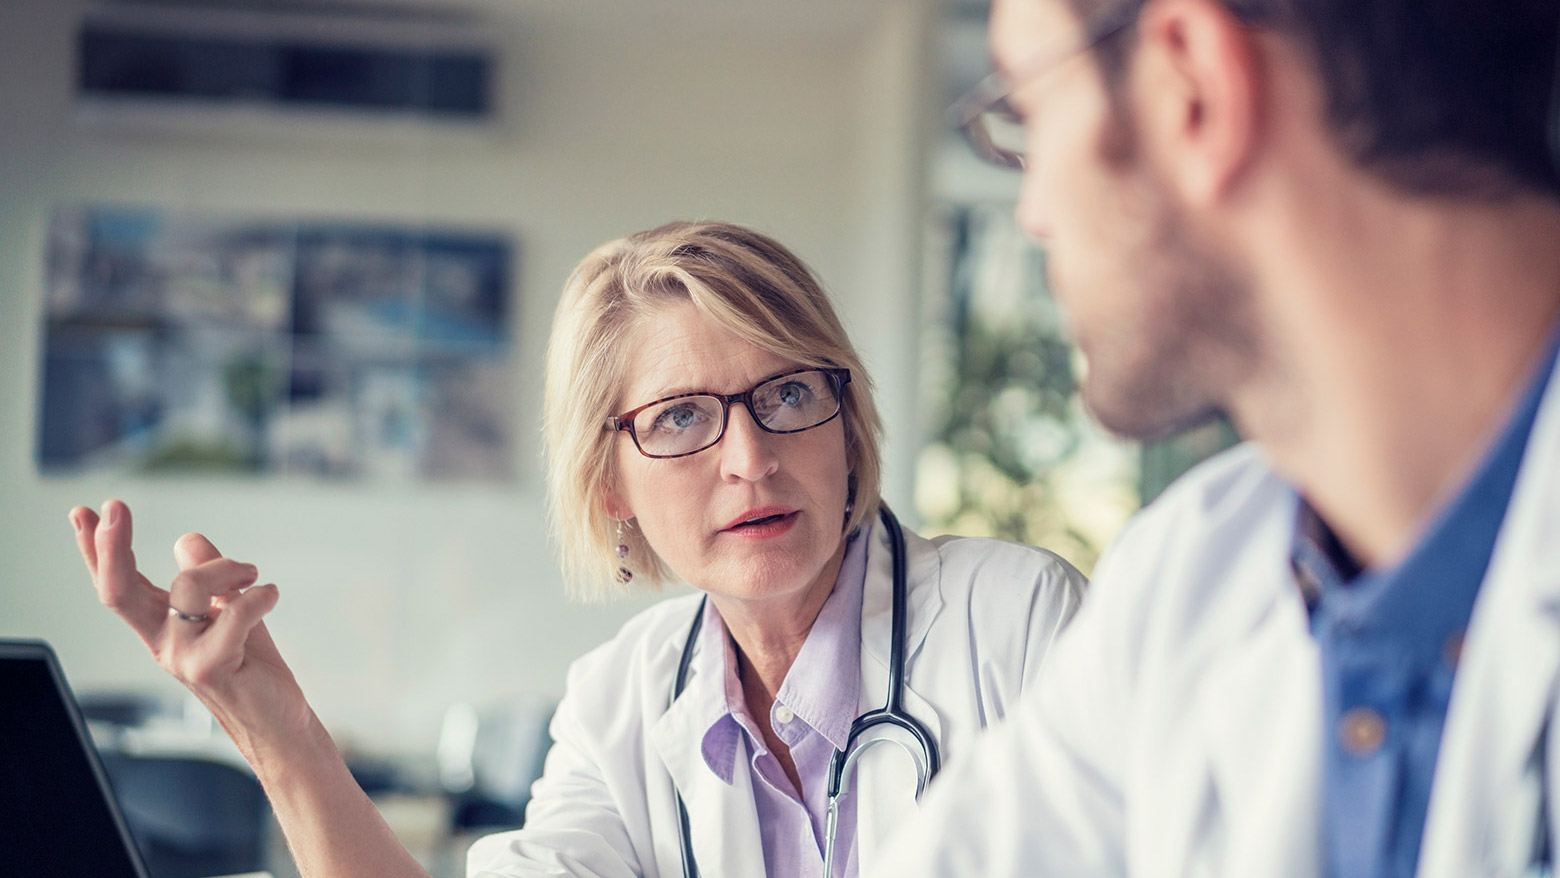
[718,403,780,482]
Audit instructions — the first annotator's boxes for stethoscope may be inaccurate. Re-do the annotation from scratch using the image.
[669,505,941,878]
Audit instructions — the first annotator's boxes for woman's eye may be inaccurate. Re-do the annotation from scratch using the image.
[653,404,702,432]
[776,382,809,406]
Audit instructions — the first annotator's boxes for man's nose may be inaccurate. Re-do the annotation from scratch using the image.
[1015,172,1055,241]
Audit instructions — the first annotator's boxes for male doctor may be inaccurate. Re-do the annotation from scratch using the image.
[873,0,1560,876]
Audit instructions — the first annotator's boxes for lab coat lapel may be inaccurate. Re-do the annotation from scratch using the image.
[1188,495,1326,878]
[1418,354,1560,878]
[855,515,946,873]
[858,513,943,691]
[648,639,768,878]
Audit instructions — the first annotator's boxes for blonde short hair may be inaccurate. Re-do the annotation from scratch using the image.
[543,221,883,601]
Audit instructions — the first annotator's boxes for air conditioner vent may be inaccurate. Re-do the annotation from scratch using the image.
[77,5,494,119]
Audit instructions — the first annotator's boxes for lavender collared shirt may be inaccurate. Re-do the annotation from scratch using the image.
[692,531,868,878]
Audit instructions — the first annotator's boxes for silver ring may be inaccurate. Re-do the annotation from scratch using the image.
[168,607,209,623]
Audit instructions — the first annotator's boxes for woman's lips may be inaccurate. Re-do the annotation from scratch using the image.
[721,509,800,538]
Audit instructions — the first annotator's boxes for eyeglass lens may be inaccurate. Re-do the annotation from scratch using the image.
[952,1,1145,171]
[631,370,842,458]
[963,99,1027,170]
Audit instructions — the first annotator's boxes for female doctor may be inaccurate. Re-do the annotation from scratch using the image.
[69,220,1086,878]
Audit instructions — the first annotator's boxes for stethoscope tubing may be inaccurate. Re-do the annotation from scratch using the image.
[669,505,939,878]
[672,594,705,878]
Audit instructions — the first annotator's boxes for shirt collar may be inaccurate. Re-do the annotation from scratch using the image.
[689,598,742,784]
[692,531,869,783]
[775,531,867,750]
[1292,322,1560,659]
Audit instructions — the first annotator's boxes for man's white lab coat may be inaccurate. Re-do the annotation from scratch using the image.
[872,355,1560,878]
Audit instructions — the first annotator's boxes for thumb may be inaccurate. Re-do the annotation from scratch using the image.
[174,533,225,571]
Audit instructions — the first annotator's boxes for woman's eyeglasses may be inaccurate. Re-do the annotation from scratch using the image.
[607,368,852,459]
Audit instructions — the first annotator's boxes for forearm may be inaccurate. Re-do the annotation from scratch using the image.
[69,504,438,878]
[243,714,432,878]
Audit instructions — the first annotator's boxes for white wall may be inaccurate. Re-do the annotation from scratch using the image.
[0,0,934,757]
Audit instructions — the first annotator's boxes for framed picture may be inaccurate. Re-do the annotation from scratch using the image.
[37,205,516,482]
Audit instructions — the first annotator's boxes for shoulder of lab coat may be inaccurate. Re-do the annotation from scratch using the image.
[905,524,1088,731]
[873,351,1560,878]
[466,592,702,878]
[1418,349,1560,877]
[852,516,1089,869]
[868,442,1327,878]
[468,512,1089,878]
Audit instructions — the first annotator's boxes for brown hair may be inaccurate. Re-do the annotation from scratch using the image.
[1064,0,1560,198]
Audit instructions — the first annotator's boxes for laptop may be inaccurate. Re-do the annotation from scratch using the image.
[0,638,152,878]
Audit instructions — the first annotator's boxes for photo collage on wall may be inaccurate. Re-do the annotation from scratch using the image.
[37,205,515,482]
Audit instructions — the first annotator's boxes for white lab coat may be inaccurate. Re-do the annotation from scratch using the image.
[871,354,1560,878]
[468,516,1086,877]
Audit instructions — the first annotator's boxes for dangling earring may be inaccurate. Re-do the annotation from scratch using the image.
[615,519,634,583]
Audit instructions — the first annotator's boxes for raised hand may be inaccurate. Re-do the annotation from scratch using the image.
[69,500,437,878]
[68,499,311,754]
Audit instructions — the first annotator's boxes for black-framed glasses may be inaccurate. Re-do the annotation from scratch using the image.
[607,367,852,460]
[949,1,1143,170]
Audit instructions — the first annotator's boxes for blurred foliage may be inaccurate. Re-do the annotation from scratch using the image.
[917,208,1127,573]
[141,437,253,472]
[223,353,284,467]
[1140,416,1241,504]
[917,208,1239,572]
[922,314,1107,569]
[132,355,283,473]
[942,320,1077,479]
[223,354,283,424]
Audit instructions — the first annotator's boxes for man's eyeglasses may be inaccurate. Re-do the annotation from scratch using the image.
[607,368,851,460]
[949,2,1143,170]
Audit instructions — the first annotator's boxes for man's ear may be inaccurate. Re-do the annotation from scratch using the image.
[1131,0,1263,205]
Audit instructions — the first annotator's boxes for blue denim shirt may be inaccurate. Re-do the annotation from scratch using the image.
[1294,328,1560,878]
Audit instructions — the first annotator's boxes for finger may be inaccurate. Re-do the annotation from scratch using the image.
[167,558,259,622]
[69,507,100,578]
[174,533,225,571]
[180,584,281,689]
[93,500,167,638]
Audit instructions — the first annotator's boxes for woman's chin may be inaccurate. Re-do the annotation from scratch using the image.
[698,553,832,607]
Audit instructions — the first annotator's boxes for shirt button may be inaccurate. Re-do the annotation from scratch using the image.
[1339,707,1387,756]
[774,704,794,724]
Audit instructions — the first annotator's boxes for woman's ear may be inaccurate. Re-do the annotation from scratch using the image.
[600,453,631,521]
[601,490,631,523]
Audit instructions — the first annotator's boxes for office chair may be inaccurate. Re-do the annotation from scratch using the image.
[97,752,271,878]
[437,697,556,833]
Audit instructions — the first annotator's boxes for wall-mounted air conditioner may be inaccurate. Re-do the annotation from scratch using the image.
[76,2,499,129]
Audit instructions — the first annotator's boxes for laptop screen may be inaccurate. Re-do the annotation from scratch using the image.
[0,639,148,878]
